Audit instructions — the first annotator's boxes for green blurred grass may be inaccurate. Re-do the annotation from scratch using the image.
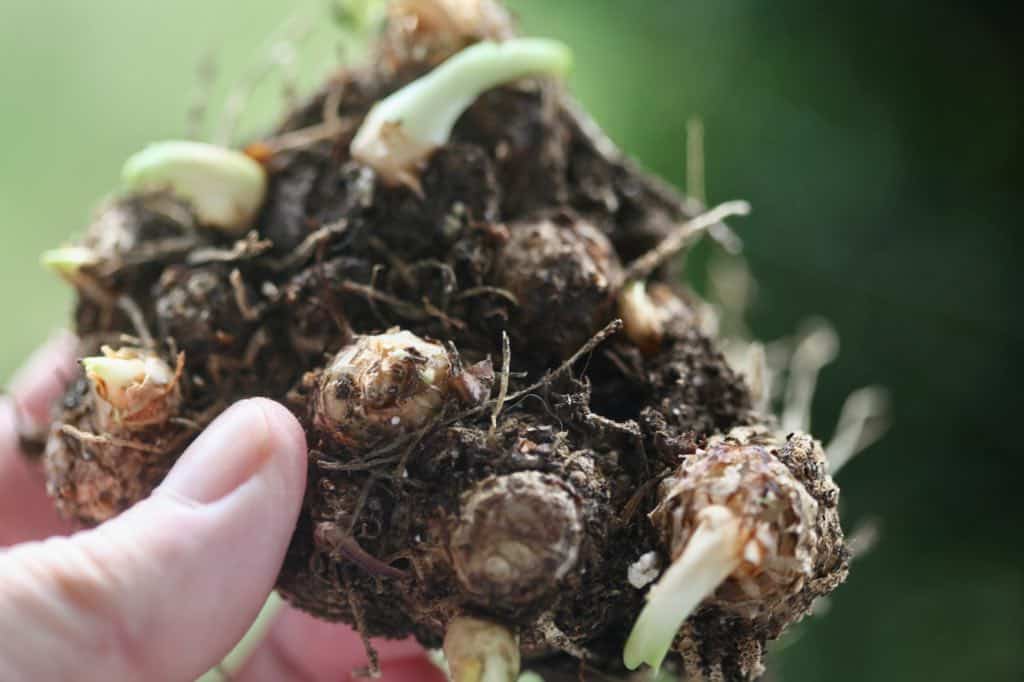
[2,2,1020,680]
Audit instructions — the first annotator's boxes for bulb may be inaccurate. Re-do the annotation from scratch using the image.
[313,330,456,448]
[450,471,583,606]
[624,438,824,671]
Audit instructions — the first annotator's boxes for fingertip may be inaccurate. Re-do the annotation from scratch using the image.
[160,398,306,506]
[250,398,308,494]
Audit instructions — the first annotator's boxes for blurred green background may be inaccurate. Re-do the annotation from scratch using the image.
[1,1,1020,680]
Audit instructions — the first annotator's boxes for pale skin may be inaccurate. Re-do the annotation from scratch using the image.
[0,333,443,681]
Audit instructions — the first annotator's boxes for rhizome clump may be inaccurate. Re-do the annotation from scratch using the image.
[35,2,854,680]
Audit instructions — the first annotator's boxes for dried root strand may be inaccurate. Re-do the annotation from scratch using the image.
[623,200,751,283]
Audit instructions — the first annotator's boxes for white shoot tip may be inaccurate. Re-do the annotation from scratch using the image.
[444,615,520,682]
[40,246,98,278]
[82,350,174,410]
[122,140,266,235]
[623,506,743,672]
[351,37,572,186]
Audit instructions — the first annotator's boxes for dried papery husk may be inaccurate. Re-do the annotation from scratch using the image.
[381,0,516,69]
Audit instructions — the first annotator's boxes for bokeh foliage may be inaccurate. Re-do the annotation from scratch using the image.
[1,1,1019,679]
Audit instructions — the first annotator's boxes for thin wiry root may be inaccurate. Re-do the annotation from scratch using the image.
[116,295,154,347]
[59,424,166,455]
[623,200,750,283]
[739,342,768,413]
[623,506,743,672]
[846,518,881,560]
[186,232,273,265]
[341,571,381,678]
[216,13,315,146]
[265,219,349,271]
[229,269,265,322]
[780,319,839,433]
[487,331,511,440]
[504,318,623,407]
[827,385,890,474]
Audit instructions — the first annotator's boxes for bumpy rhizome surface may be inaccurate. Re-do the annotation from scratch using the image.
[36,2,851,680]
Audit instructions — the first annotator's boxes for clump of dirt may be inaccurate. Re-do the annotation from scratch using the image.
[36,2,851,679]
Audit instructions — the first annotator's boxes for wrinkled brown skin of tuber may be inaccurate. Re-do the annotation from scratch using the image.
[38,5,850,680]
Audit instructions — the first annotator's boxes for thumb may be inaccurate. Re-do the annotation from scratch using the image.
[0,398,308,682]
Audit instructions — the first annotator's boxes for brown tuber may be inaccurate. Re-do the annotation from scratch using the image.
[450,471,583,607]
[44,347,187,524]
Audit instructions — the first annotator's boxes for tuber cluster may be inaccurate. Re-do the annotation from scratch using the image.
[35,1,855,679]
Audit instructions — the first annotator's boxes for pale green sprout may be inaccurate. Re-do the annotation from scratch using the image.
[40,246,99,279]
[122,141,266,235]
[515,673,544,682]
[81,350,175,411]
[623,506,743,673]
[350,37,572,188]
[443,615,521,682]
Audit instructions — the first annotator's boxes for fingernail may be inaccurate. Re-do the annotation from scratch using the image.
[161,399,280,504]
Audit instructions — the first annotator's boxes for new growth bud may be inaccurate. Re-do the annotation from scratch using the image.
[40,246,99,280]
[313,330,461,448]
[450,471,582,606]
[443,615,521,682]
[351,38,571,187]
[618,281,692,356]
[122,140,267,235]
[82,346,182,430]
[45,346,187,525]
[624,442,820,671]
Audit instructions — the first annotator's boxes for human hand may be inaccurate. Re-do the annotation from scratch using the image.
[0,334,444,681]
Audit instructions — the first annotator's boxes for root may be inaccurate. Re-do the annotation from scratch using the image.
[255,64,354,156]
[623,200,751,283]
[229,269,265,322]
[454,285,519,306]
[216,12,315,146]
[341,279,465,329]
[487,331,511,440]
[186,232,273,265]
[59,424,166,455]
[504,318,623,407]
[265,219,349,271]
[341,571,382,678]
[116,295,154,347]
